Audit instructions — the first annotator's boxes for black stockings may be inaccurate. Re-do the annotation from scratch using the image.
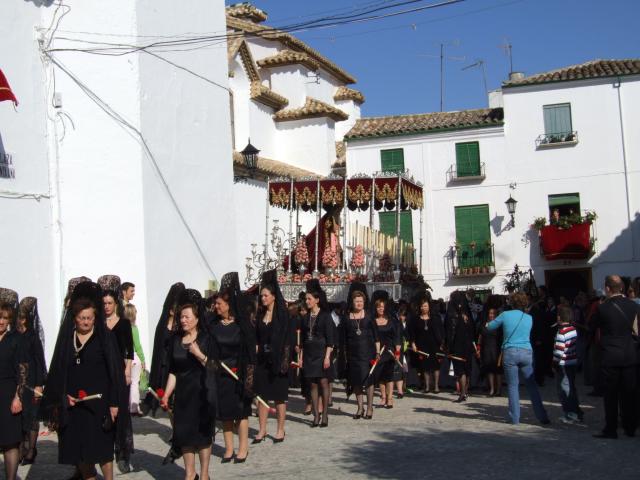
[311,378,330,423]
[21,429,38,461]
[3,446,20,480]
[354,385,374,415]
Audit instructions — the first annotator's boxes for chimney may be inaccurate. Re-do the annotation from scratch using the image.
[508,71,525,82]
[488,89,503,108]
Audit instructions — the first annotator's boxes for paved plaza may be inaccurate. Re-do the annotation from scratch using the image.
[15,380,639,479]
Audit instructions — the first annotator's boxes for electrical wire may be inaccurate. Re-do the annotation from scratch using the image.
[44,53,220,281]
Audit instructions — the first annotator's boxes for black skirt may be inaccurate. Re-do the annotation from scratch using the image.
[0,378,22,448]
[302,338,334,380]
[217,373,252,421]
[254,359,289,402]
[59,402,115,465]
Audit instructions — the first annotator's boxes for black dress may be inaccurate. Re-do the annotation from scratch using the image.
[20,331,47,432]
[108,319,134,460]
[254,319,289,402]
[59,334,118,465]
[375,318,401,383]
[169,334,215,449]
[478,323,503,375]
[0,331,27,448]
[446,315,475,377]
[211,321,252,421]
[409,314,444,373]
[149,325,174,393]
[342,313,377,388]
[302,311,336,380]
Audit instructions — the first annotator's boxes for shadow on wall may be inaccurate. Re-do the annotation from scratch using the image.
[24,0,55,6]
[594,212,640,268]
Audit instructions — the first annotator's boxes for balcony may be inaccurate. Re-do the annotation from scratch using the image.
[539,223,593,260]
[447,243,496,278]
[535,131,578,149]
[446,162,486,183]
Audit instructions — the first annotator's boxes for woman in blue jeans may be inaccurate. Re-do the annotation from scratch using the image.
[487,292,550,425]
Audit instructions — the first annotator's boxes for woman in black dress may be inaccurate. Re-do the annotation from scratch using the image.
[302,290,336,428]
[161,289,217,480]
[253,270,291,443]
[341,288,379,420]
[145,282,185,418]
[373,297,401,408]
[211,273,255,463]
[40,281,125,480]
[478,307,503,396]
[101,282,134,474]
[445,291,477,403]
[409,298,444,393]
[395,304,409,398]
[16,297,47,465]
[0,290,28,480]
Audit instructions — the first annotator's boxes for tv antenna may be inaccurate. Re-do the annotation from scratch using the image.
[462,59,488,102]
[417,40,465,111]
[499,39,514,74]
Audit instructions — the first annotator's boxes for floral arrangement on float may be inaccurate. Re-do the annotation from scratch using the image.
[350,245,365,270]
[322,247,339,271]
[294,236,309,274]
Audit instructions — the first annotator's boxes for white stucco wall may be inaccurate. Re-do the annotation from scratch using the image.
[276,118,336,175]
[346,75,640,298]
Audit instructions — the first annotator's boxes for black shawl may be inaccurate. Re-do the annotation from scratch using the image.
[149,282,185,390]
[40,281,125,433]
[259,269,292,375]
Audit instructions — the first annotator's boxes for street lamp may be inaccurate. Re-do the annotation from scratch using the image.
[505,195,517,227]
[241,139,260,171]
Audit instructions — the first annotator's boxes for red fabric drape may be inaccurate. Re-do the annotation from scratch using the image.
[0,69,18,106]
[540,224,591,260]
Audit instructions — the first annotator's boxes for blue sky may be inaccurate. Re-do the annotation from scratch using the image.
[227,0,639,117]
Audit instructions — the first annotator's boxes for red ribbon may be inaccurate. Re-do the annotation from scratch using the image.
[156,388,165,399]
[77,390,87,400]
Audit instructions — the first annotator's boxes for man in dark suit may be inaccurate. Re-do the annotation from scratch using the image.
[592,275,640,439]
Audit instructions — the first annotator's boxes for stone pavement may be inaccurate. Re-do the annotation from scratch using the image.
[15,380,639,479]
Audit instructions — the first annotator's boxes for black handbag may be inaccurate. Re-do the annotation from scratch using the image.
[101,413,114,433]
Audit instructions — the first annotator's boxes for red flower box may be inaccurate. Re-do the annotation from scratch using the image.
[540,223,591,260]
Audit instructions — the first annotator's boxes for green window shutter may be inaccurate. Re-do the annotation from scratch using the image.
[548,193,580,208]
[380,149,404,173]
[543,104,572,135]
[379,211,413,245]
[455,142,480,177]
[454,205,492,267]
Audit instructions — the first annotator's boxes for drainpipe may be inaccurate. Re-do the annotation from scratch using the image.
[614,76,636,260]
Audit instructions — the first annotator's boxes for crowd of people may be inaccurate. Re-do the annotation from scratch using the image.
[0,273,639,480]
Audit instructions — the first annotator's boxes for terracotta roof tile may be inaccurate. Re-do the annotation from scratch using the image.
[227,3,268,23]
[250,81,289,109]
[345,108,504,140]
[226,15,357,84]
[273,97,349,122]
[334,86,365,104]
[233,151,321,180]
[256,49,319,71]
[333,141,346,167]
[503,59,640,87]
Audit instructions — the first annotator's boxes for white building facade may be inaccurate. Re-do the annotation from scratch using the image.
[345,60,640,299]
[0,0,235,358]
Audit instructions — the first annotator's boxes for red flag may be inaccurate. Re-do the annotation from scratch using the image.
[0,69,18,106]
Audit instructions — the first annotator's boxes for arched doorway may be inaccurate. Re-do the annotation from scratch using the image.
[544,268,592,302]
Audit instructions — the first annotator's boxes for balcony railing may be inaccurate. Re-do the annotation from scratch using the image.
[446,162,486,183]
[539,223,593,260]
[447,243,496,278]
[535,131,578,148]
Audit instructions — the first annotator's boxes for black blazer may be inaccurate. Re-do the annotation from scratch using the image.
[593,296,640,367]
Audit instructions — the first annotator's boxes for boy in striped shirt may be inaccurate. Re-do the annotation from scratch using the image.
[553,305,584,424]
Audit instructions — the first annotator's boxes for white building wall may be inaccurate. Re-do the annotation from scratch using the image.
[335,99,361,141]
[268,66,307,109]
[276,118,336,175]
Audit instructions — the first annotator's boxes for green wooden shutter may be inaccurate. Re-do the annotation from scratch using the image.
[380,149,404,173]
[454,205,491,268]
[455,142,480,177]
[543,104,572,135]
[379,211,413,245]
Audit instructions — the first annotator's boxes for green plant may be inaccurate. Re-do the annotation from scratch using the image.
[584,211,597,223]
[531,217,547,231]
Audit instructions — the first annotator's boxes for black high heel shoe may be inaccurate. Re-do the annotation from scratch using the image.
[320,420,328,428]
[21,449,37,466]
[234,452,249,463]
[251,436,265,444]
[221,453,235,463]
[272,433,285,443]
[353,408,364,420]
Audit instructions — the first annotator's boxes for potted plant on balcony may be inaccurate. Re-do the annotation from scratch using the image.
[584,211,597,224]
[469,241,477,250]
[531,217,547,232]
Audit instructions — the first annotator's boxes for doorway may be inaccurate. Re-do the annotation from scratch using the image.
[544,268,592,302]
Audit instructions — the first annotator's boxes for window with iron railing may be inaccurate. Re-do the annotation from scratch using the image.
[536,103,578,148]
[0,153,15,179]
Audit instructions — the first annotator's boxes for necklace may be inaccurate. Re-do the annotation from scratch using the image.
[73,329,93,364]
[351,312,364,336]
[309,310,319,339]
[221,317,234,326]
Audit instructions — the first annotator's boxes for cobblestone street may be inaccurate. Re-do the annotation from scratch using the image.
[15,379,639,479]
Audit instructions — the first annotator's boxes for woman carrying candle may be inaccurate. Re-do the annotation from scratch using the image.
[409,297,444,394]
[371,293,401,408]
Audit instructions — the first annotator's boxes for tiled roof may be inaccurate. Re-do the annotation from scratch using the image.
[250,81,289,109]
[256,49,319,72]
[345,108,504,140]
[334,86,365,104]
[228,39,260,82]
[503,59,640,87]
[333,141,346,167]
[233,151,321,180]
[273,97,349,123]
[226,15,357,84]
[227,3,268,23]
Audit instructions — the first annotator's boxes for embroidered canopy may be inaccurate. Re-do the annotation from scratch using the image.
[269,174,423,211]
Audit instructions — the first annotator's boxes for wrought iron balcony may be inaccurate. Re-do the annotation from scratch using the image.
[447,243,496,278]
[535,131,578,149]
[446,162,486,183]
